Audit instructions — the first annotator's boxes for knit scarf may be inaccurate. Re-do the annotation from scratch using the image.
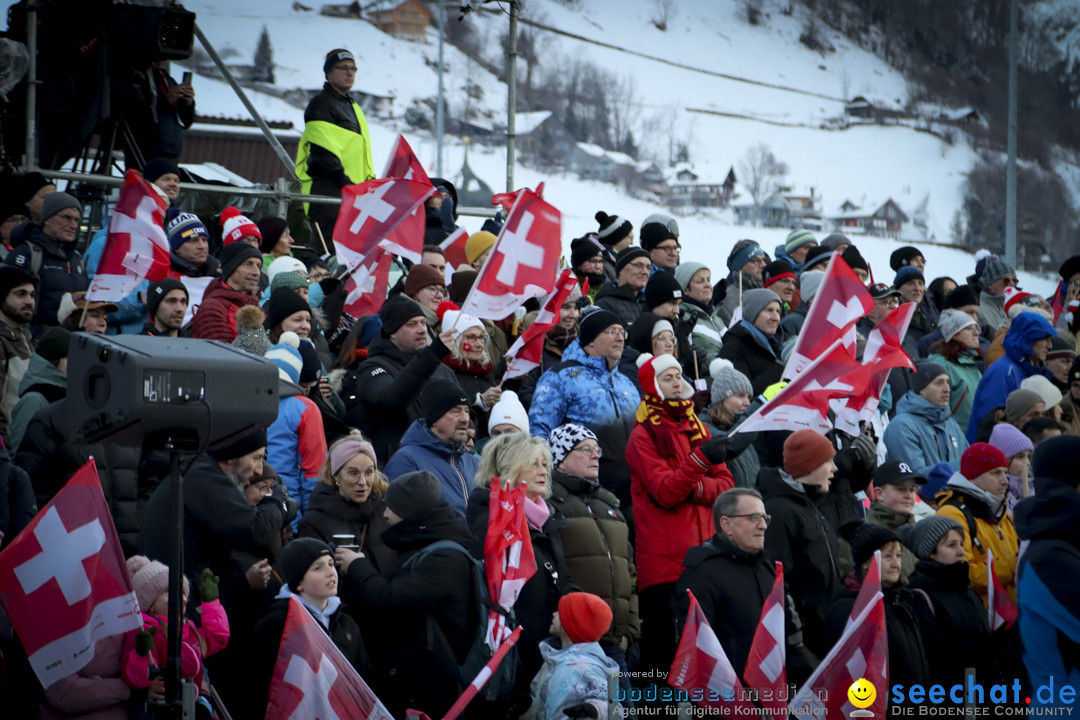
[442,355,494,375]
[524,495,551,531]
[636,393,710,457]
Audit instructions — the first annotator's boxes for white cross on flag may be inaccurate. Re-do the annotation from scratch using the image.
[332,178,435,265]
[381,133,432,187]
[265,596,393,720]
[341,246,394,319]
[0,459,141,689]
[86,169,170,302]
[669,590,757,714]
[783,254,874,380]
[503,270,582,381]
[743,562,787,718]
[788,585,887,719]
[460,189,562,320]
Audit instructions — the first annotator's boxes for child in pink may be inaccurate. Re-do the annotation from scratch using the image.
[121,556,230,701]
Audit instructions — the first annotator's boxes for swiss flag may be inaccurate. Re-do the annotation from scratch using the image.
[460,189,562,320]
[669,590,757,713]
[265,596,393,720]
[381,133,432,186]
[86,169,170,301]
[503,270,581,381]
[847,551,881,632]
[0,459,142,688]
[483,480,536,651]
[333,178,435,264]
[439,226,470,279]
[743,562,787,718]
[491,182,544,211]
[788,586,888,718]
[341,246,394,318]
[833,303,917,436]
[783,254,874,380]
[735,339,870,435]
[987,549,1018,630]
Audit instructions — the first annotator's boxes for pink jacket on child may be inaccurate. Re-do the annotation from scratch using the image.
[121,598,230,692]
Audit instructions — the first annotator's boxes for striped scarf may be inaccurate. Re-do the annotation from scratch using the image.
[636,393,710,457]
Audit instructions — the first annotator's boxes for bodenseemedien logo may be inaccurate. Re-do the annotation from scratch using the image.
[848,678,877,718]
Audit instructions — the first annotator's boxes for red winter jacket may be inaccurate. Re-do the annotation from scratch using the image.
[191,279,259,342]
[628,416,734,590]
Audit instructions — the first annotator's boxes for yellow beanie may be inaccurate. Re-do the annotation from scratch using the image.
[465,231,497,265]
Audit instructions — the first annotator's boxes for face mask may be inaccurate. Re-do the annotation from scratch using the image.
[308,281,325,309]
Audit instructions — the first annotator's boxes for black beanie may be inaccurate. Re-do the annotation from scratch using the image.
[639,222,676,252]
[912,360,948,394]
[378,294,424,337]
[277,538,333,593]
[264,287,312,331]
[643,271,683,309]
[842,246,868,273]
[257,217,289,254]
[17,171,53,204]
[35,327,71,363]
[220,243,264,283]
[147,278,188,320]
[423,382,469,426]
[944,285,980,310]
[845,521,901,569]
[579,309,622,347]
[0,266,37,303]
[385,470,442,519]
[594,211,633,247]
[614,246,649,276]
[323,48,355,75]
[208,426,267,461]
[142,158,180,184]
[890,246,924,271]
[571,236,604,269]
[1032,435,1080,489]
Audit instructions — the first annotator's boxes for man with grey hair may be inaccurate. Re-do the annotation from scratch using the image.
[675,488,816,681]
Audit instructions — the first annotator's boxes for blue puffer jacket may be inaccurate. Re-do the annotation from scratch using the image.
[883,392,968,477]
[966,313,1057,442]
[527,340,641,439]
[383,419,479,516]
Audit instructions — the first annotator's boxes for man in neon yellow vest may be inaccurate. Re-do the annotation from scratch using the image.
[296,49,375,240]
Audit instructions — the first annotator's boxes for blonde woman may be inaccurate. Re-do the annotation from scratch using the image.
[298,436,397,576]
[441,308,501,438]
[467,433,575,718]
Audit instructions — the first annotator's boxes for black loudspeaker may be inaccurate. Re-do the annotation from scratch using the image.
[67,335,279,447]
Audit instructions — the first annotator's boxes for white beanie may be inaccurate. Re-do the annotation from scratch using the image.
[441,309,484,339]
[487,390,529,434]
[267,256,307,286]
[1020,374,1063,410]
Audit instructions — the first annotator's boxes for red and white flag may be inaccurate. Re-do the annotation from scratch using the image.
[341,246,394,318]
[265,596,392,720]
[735,338,870,435]
[86,169,170,301]
[783,255,874,379]
[382,133,432,186]
[439,626,523,720]
[847,550,881,632]
[669,590,757,713]
[333,178,435,265]
[484,480,537,650]
[788,587,888,718]
[439,227,470,281]
[987,549,1018,631]
[0,459,141,689]
[491,182,544,211]
[460,190,561,320]
[503,270,581,381]
[832,303,917,436]
[743,562,787,718]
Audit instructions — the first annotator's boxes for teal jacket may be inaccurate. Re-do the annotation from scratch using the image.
[927,350,983,433]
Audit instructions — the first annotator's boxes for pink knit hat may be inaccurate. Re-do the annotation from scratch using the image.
[127,555,189,613]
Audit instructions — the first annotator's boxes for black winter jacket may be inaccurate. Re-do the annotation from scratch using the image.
[716,324,784,395]
[594,282,645,328]
[0,445,33,549]
[908,560,992,686]
[5,225,88,327]
[298,482,397,577]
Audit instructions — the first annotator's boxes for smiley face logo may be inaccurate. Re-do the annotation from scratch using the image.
[848,678,876,709]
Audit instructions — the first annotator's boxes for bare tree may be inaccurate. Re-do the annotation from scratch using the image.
[608,74,640,154]
[744,0,763,25]
[738,143,789,227]
[654,0,676,31]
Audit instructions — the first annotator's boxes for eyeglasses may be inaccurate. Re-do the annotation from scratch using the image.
[461,333,486,343]
[627,261,652,271]
[247,480,274,493]
[601,328,628,339]
[573,445,603,458]
[335,65,358,73]
[725,512,772,526]
[876,296,900,307]
[654,332,676,344]
[655,244,681,254]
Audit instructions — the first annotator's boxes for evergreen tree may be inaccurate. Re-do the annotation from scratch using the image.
[253,25,275,84]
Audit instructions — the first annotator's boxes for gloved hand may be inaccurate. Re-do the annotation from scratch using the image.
[135,627,158,657]
[199,568,220,602]
[700,435,728,465]
[851,428,877,470]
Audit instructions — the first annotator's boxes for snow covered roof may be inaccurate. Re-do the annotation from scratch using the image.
[575,143,635,167]
[515,111,555,136]
[180,162,258,187]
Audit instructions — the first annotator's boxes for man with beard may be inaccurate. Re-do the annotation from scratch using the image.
[0,267,36,445]
[140,278,189,337]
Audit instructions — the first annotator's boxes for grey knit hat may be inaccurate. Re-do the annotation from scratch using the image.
[980,257,1016,288]
[709,358,753,404]
[232,305,272,357]
[548,423,598,469]
[938,308,977,343]
[741,288,782,326]
[40,192,81,223]
[898,516,964,561]
[674,261,709,291]
[799,271,826,304]
[1005,388,1044,423]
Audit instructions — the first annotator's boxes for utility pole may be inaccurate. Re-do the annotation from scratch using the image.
[436,0,446,177]
[1005,0,1018,268]
[506,0,518,192]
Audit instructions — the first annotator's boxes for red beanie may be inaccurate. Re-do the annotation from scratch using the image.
[783,429,836,479]
[558,592,612,644]
[961,442,1008,480]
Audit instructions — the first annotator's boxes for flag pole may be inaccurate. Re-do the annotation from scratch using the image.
[440,626,522,720]
[456,190,524,316]
[312,220,330,255]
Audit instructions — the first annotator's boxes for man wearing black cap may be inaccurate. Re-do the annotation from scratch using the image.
[192,243,263,342]
[140,426,289,583]
[0,266,36,445]
[4,192,89,332]
[383,383,479,516]
[883,360,968,477]
[595,246,650,327]
[335,469,477,718]
[529,308,641,439]
[141,278,189,337]
[343,294,459,460]
[296,48,375,240]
